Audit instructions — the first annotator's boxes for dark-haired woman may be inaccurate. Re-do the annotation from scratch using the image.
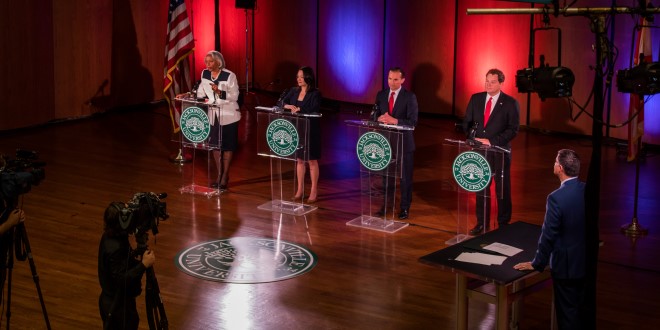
[282,67,321,203]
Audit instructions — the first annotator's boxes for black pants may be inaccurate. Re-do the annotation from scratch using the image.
[399,151,414,210]
[475,152,511,228]
[99,293,139,330]
[553,277,587,330]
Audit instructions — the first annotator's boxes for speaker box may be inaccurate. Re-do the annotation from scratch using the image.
[235,0,255,9]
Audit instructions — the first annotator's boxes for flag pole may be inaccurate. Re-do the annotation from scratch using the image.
[621,139,648,236]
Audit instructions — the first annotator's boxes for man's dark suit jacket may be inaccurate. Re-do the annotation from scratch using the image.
[462,91,519,150]
[532,178,587,279]
[374,88,418,152]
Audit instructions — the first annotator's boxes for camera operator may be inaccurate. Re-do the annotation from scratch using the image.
[98,202,156,330]
[0,208,24,235]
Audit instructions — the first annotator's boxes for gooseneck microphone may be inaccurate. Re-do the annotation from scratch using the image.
[276,88,290,109]
[370,103,380,122]
[468,121,478,140]
[467,121,482,146]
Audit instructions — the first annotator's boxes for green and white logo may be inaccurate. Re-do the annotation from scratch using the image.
[266,118,299,156]
[356,132,392,171]
[180,107,210,143]
[175,237,317,283]
[452,151,492,192]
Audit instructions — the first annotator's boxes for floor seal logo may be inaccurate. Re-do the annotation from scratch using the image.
[266,119,299,157]
[175,237,317,283]
[356,132,392,171]
[452,151,491,192]
[180,107,210,143]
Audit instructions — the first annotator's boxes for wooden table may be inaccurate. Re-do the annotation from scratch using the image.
[420,221,554,330]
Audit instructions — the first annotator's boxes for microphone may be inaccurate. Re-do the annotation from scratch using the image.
[191,80,201,94]
[467,121,482,146]
[276,88,290,109]
[370,103,380,121]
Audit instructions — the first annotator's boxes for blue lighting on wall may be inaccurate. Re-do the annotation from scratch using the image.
[324,1,381,96]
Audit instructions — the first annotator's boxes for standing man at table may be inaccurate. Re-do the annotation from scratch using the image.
[462,68,520,235]
[514,149,586,330]
[373,67,418,220]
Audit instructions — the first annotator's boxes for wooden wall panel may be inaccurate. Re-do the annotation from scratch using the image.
[2,0,659,145]
[0,0,55,130]
[386,1,456,115]
[252,0,318,94]
[317,0,384,104]
[52,0,113,118]
[219,2,248,86]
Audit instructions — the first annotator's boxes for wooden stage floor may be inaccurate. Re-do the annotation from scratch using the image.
[1,94,658,329]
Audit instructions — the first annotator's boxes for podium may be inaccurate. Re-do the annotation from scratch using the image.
[445,138,509,244]
[344,119,414,233]
[255,106,321,215]
[174,96,224,197]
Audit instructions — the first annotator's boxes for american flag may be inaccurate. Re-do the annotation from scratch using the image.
[627,17,652,162]
[164,0,194,133]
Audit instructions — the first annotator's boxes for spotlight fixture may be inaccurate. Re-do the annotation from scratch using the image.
[616,62,660,95]
[516,66,575,101]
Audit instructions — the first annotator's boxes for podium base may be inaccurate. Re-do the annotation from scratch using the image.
[346,215,408,233]
[179,184,220,197]
[258,199,317,216]
[445,234,470,245]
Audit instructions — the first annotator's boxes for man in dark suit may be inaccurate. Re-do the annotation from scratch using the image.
[514,149,586,330]
[373,67,418,219]
[462,68,520,234]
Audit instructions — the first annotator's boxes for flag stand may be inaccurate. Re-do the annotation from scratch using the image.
[621,141,648,236]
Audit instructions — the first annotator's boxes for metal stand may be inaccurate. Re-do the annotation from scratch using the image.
[621,142,648,236]
[145,267,168,330]
[2,222,51,330]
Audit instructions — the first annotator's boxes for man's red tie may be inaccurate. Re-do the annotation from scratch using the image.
[388,91,395,114]
[484,97,493,126]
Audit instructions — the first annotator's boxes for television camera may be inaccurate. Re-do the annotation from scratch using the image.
[115,192,169,256]
[0,149,50,329]
[0,149,45,208]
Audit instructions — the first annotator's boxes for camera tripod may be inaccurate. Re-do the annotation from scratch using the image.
[1,221,51,330]
[134,233,168,330]
[144,266,168,330]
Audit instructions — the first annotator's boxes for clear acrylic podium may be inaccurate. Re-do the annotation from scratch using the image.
[344,119,414,233]
[255,106,321,215]
[174,96,223,197]
[444,138,508,244]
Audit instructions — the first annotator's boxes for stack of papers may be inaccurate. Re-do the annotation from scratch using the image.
[455,252,507,266]
[454,242,523,266]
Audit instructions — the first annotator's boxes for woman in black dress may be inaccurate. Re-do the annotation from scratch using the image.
[282,67,321,203]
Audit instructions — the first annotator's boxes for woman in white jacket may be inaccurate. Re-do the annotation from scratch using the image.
[197,50,240,191]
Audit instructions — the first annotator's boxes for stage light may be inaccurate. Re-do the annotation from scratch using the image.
[516,66,575,101]
[616,62,660,95]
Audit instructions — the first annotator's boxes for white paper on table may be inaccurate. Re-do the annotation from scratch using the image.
[482,242,523,257]
[454,252,507,265]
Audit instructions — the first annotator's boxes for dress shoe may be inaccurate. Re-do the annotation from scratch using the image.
[469,224,485,235]
[210,182,220,188]
[218,184,228,192]
[398,209,409,220]
[306,198,317,204]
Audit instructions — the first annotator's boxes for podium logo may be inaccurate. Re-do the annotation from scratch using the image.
[266,119,299,157]
[452,151,491,192]
[180,107,210,143]
[356,132,392,171]
[175,237,317,283]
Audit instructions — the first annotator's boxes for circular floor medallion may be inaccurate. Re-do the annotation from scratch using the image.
[175,237,317,283]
